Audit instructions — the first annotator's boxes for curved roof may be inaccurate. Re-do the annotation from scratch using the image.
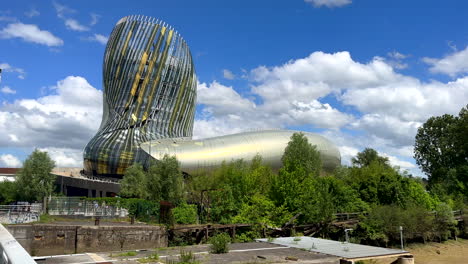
[140,129,341,173]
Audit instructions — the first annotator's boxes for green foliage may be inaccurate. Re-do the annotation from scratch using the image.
[231,194,292,228]
[0,181,17,204]
[85,197,159,221]
[281,132,322,176]
[433,203,457,241]
[414,104,468,197]
[121,154,184,205]
[117,251,137,257]
[137,253,159,263]
[209,233,230,254]
[300,176,368,223]
[120,163,147,199]
[15,149,56,201]
[166,250,200,264]
[352,148,390,168]
[172,202,198,224]
[147,155,184,205]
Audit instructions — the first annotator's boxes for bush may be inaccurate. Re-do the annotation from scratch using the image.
[209,233,231,254]
[173,203,198,224]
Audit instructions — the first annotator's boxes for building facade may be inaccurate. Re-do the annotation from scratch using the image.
[84,15,197,176]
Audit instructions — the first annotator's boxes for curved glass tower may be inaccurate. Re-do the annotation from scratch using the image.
[84,15,197,176]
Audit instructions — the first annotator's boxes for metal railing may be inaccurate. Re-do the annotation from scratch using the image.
[0,223,36,264]
[0,204,42,225]
[48,197,128,217]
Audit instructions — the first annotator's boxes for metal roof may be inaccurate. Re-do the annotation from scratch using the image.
[257,236,409,260]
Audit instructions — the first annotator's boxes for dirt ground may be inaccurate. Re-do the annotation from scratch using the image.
[368,238,468,264]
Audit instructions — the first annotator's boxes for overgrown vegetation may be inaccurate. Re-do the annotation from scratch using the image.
[209,233,231,254]
[1,106,466,249]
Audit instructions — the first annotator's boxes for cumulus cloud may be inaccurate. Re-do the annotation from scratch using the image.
[193,50,468,176]
[0,76,102,150]
[222,69,236,80]
[305,0,352,8]
[0,23,63,46]
[1,86,16,94]
[85,33,108,45]
[0,154,21,167]
[423,46,468,76]
[0,62,25,79]
[39,147,83,167]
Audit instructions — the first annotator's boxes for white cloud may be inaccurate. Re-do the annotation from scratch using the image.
[0,23,63,46]
[423,46,468,76]
[53,1,75,19]
[0,16,17,22]
[0,76,102,150]
[89,13,100,26]
[0,62,26,79]
[194,50,468,177]
[53,2,89,32]
[85,33,108,45]
[24,8,40,18]
[1,86,16,94]
[0,154,21,167]
[222,69,235,80]
[305,0,352,8]
[39,147,82,167]
[65,18,89,32]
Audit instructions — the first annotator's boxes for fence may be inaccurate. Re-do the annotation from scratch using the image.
[0,204,42,225]
[48,197,128,217]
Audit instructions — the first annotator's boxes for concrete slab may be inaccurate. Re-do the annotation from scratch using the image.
[257,236,409,260]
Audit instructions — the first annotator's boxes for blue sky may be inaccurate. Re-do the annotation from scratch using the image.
[1,0,468,176]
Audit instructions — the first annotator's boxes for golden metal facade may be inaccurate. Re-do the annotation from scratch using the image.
[140,130,341,174]
[84,15,196,176]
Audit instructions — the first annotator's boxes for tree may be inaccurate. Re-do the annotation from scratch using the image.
[120,163,147,198]
[15,149,56,202]
[352,148,389,168]
[146,154,183,205]
[281,132,322,176]
[414,105,468,190]
[270,132,322,212]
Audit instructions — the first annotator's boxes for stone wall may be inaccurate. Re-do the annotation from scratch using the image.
[6,224,167,256]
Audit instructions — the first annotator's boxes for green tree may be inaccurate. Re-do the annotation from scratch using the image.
[351,148,389,168]
[270,132,322,211]
[0,181,17,204]
[281,132,322,176]
[120,163,147,199]
[146,154,183,205]
[15,149,56,202]
[414,105,468,190]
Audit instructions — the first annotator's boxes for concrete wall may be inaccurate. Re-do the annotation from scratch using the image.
[6,224,167,256]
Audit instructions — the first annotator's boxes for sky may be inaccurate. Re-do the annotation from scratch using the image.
[0,0,468,177]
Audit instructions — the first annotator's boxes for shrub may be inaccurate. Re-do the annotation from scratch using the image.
[209,233,231,254]
[173,203,198,224]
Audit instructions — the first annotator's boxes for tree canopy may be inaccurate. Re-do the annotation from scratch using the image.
[15,149,56,201]
[414,104,468,194]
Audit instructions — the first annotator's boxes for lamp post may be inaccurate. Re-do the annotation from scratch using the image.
[400,226,404,250]
[345,228,353,243]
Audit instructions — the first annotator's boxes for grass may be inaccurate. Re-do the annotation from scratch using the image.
[117,251,138,257]
[137,253,160,263]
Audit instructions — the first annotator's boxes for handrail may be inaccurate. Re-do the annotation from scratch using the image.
[0,223,36,264]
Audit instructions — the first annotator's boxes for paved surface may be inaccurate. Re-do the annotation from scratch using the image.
[34,242,339,264]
